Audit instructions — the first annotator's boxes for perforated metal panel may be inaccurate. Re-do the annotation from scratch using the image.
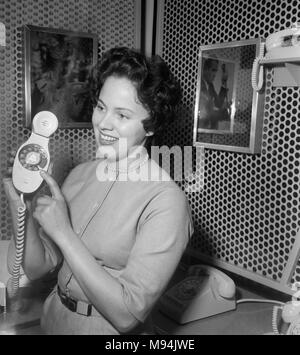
[161,0,300,294]
[0,0,137,240]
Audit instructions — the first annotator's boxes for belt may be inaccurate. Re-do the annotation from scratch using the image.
[57,286,94,317]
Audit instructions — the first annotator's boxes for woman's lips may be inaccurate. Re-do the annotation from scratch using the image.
[98,131,119,145]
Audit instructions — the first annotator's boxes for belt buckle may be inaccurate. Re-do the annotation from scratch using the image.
[77,301,92,316]
[58,286,92,316]
[66,297,77,313]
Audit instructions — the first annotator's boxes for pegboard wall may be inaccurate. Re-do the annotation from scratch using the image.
[161,0,300,294]
[0,0,137,240]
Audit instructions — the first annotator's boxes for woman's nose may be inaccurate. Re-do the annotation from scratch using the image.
[96,111,114,130]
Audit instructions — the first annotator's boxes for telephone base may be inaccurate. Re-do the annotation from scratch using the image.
[159,297,236,324]
[158,275,236,324]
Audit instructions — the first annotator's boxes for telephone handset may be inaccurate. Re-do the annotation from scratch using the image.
[252,23,300,91]
[7,111,58,299]
[158,264,236,324]
[12,111,58,193]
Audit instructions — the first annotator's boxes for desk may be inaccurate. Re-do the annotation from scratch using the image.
[0,268,288,335]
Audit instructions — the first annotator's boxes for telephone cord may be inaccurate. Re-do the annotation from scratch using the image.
[272,306,282,335]
[236,298,284,306]
[237,298,285,335]
[7,193,26,298]
[251,42,265,92]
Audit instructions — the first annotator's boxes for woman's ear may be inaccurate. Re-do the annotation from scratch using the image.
[145,131,154,137]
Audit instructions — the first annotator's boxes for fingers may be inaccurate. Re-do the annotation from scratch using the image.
[32,209,41,222]
[2,178,21,202]
[40,170,63,200]
[36,195,52,206]
[33,196,52,222]
[48,162,54,176]
[33,205,44,215]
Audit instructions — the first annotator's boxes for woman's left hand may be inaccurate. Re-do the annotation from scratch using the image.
[33,170,72,244]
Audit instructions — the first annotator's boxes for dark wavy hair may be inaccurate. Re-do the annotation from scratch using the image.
[90,47,181,137]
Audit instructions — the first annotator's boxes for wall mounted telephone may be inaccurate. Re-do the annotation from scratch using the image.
[252,23,300,91]
[158,264,236,324]
[7,111,58,298]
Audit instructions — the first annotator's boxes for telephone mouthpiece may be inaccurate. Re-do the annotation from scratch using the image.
[32,111,58,137]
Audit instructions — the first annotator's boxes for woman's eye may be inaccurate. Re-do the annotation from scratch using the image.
[119,113,129,120]
[96,103,104,111]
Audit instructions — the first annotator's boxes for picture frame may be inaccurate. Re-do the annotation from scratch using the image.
[193,38,265,154]
[24,25,98,128]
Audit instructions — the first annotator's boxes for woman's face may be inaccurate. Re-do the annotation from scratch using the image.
[92,76,152,161]
[204,61,218,83]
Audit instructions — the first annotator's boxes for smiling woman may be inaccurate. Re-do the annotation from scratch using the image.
[4,47,193,335]
[92,76,152,161]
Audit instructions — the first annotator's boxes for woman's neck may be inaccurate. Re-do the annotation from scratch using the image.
[97,145,149,173]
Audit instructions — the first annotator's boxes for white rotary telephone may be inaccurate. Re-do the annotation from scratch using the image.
[12,111,58,193]
[7,111,58,298]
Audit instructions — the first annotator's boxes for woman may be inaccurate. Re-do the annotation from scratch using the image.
[4,47,193,334]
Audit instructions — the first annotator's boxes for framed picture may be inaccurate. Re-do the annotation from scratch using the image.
[24,25,98,128]
[193,38,265,154]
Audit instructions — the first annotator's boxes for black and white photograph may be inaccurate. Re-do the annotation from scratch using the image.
[193,38,265,154]
[197,55,236,134]
[24,25,97,128]
[0,0,300,339]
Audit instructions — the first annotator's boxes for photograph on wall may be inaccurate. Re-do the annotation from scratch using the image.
[193,39,264,154]
[197,55,237,134]
[24,25,98,128]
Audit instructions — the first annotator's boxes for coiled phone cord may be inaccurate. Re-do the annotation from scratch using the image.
[272,306,282,335]
[7,193,26,298]
[251,42,265,92]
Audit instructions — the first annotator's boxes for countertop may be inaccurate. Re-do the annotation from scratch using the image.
[0,266,289,335]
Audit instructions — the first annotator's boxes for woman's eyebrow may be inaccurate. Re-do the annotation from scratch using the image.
[115,107,134,114]
[97,99,134,113]
[97,99,105,105]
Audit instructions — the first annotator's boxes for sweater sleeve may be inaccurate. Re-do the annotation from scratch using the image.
[118,186,193,322]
